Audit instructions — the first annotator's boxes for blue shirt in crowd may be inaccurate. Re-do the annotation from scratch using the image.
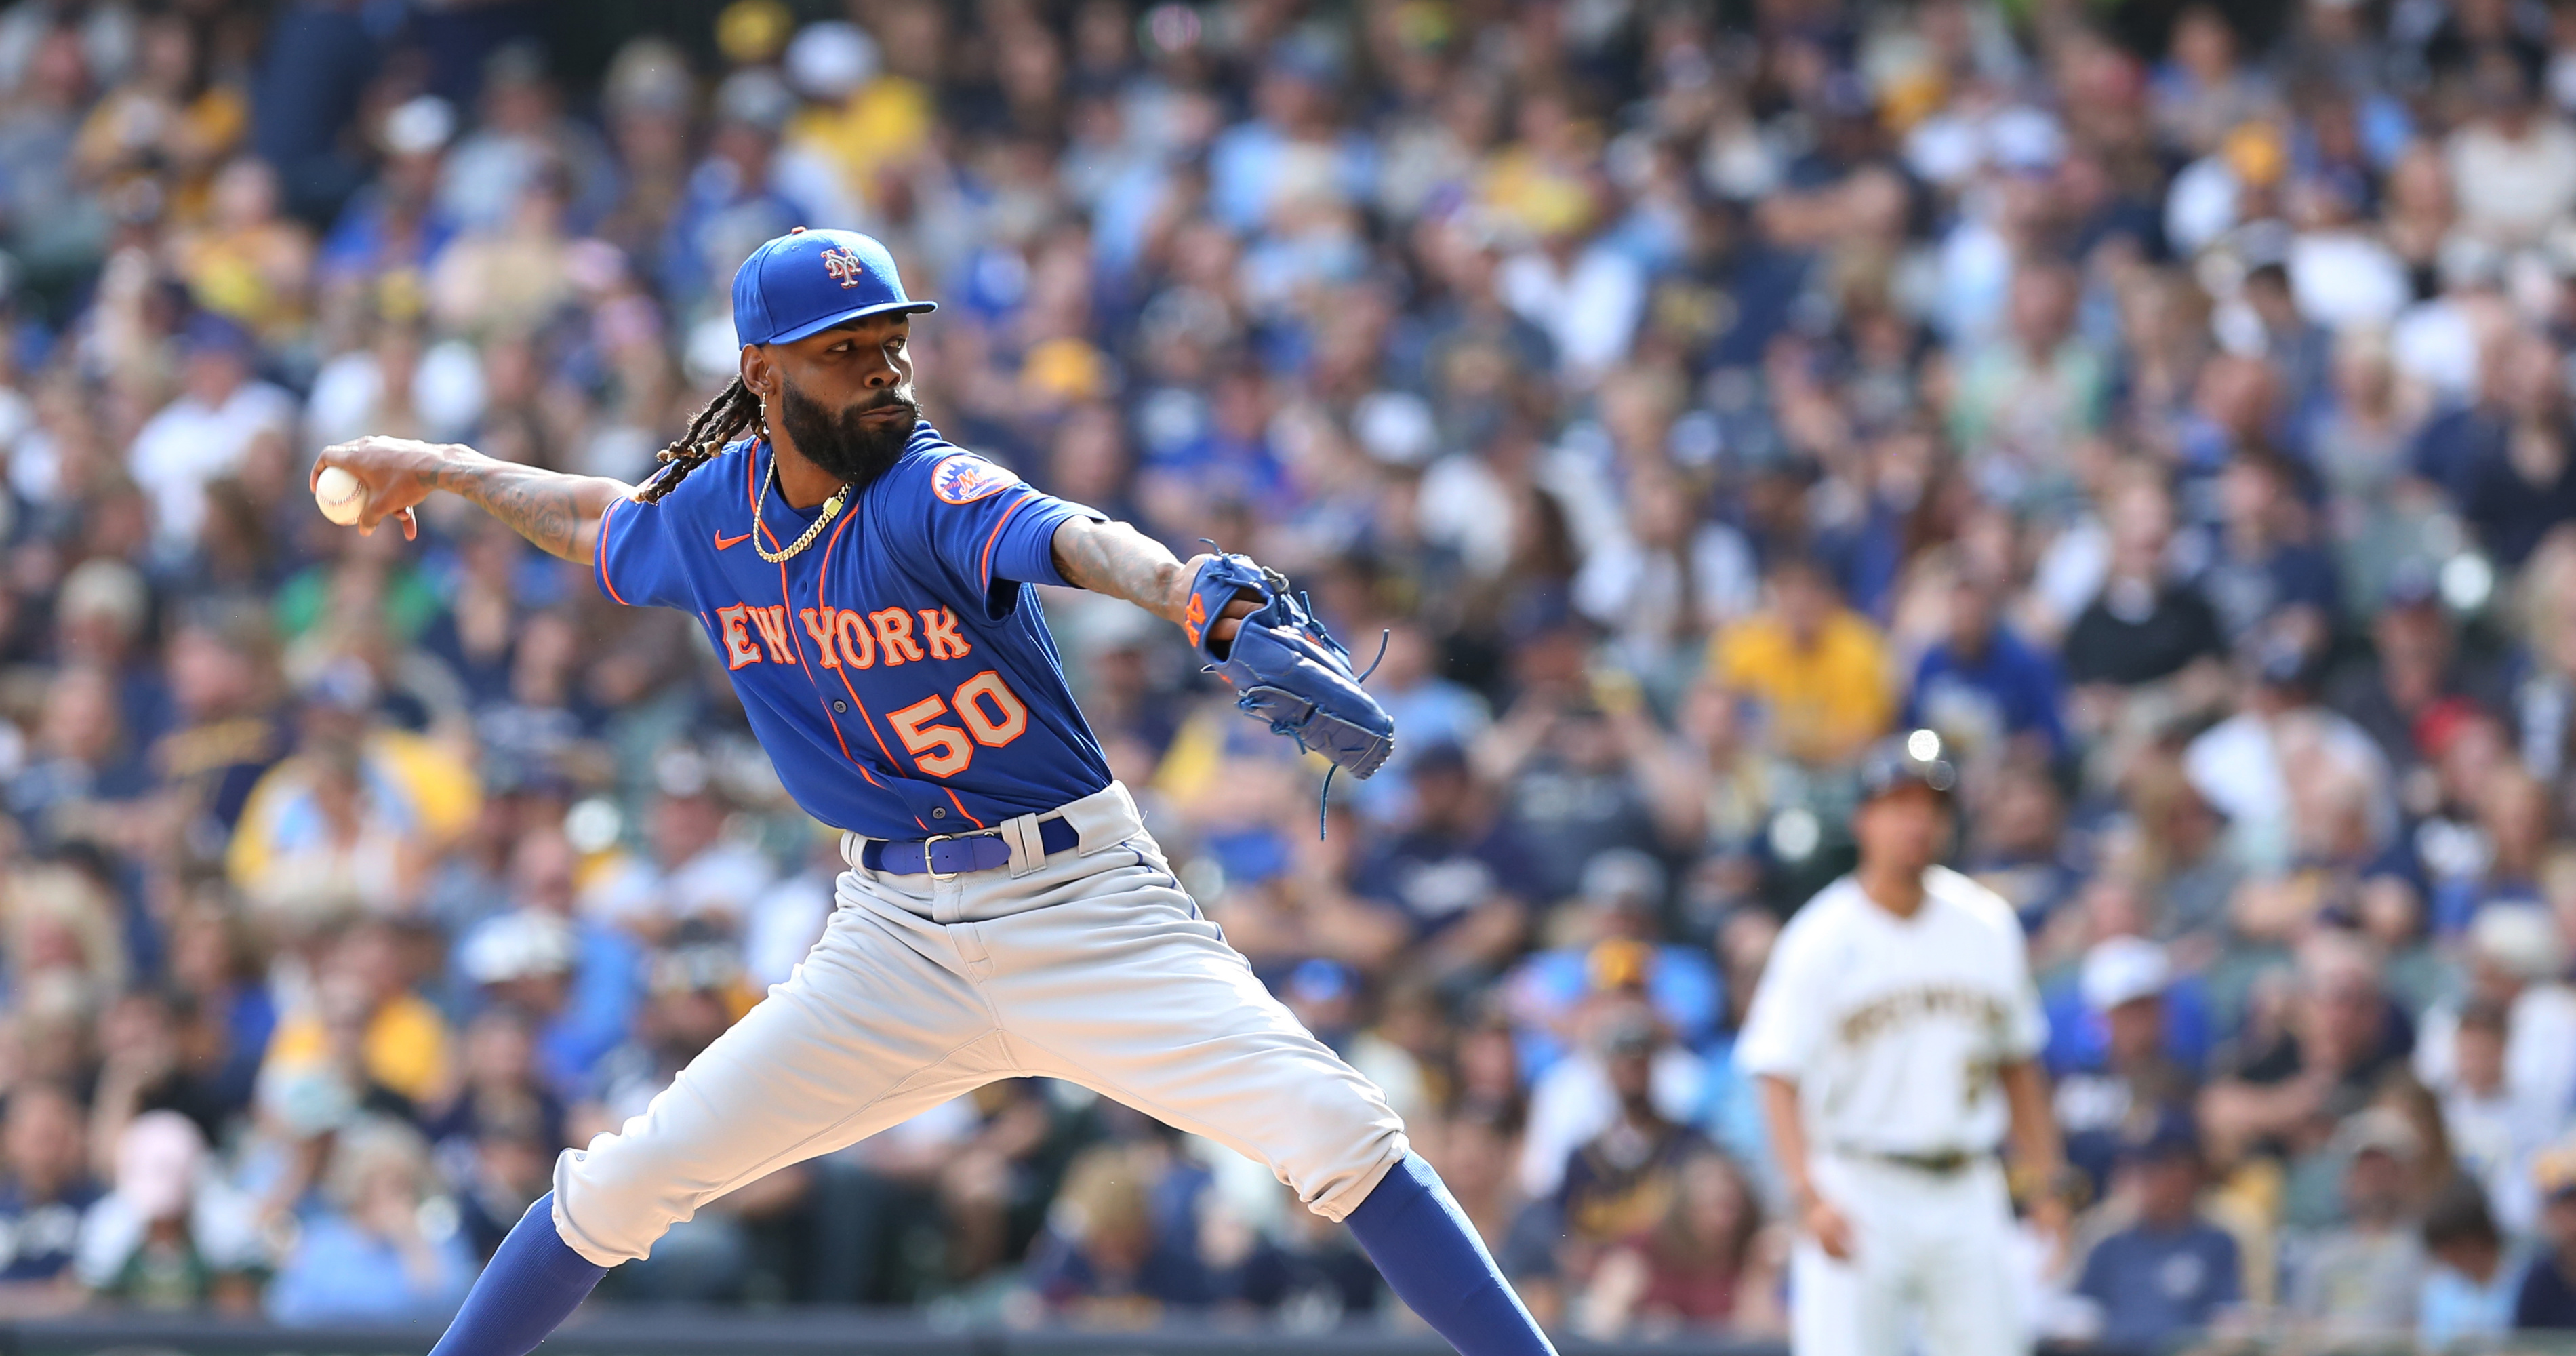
[2515,1248,2576,1330]
[0,1178,99,1281]
[2076,1218,2241,1351]
[264,1214,475,1327]
[1904,626,2068,757]
[2421,1249,2524,1350]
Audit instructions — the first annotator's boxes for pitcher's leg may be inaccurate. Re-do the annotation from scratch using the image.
[427,892,999,1356]
[553,898,1007,1265]
[426,1193,603,1356]
[1344,1152,1556,1356]
[980,858,1551,1354]
[987,885,1407,1218]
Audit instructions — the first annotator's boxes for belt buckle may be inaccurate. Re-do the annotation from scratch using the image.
[919,833,961,882]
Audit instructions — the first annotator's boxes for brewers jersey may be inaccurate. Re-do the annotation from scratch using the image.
[1737,866,2046,1156]
[592,424,1114,839]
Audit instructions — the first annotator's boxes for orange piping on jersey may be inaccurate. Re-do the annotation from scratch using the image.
[752,446,900,801]
[979,490,1039,592]
[816,506,857,597]
[807,496,922,825]
[803,507,880,785]
[595,496,632,605]
[833,664,910,805]
[943,787,986,828]
[810,650,868,773]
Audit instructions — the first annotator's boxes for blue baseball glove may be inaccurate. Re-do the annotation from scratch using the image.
[1187,553,1394,782]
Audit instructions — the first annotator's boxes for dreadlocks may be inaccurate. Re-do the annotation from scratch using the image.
[639,376,764,503]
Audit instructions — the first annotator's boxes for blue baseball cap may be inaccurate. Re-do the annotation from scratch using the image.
[730,227,936,347]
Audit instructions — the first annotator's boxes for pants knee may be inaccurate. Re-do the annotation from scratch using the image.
[1277,1079,1409,1223]
[552,1133,704,1267]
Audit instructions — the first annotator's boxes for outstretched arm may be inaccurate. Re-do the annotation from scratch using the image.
[1050,517,1252,647]
[313,436,636,564]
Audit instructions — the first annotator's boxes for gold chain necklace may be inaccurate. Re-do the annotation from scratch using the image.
[752,441,847,563]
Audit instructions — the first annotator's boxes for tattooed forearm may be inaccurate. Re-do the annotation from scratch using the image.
[1051,517,1192,622]
[311,435,633,559]
[426,450,633,564]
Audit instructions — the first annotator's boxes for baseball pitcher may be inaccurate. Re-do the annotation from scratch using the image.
[315,229,1553,1356]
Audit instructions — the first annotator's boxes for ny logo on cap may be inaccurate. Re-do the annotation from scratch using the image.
[820,247,866,289]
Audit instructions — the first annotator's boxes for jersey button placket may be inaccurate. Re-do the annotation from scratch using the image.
[833,699,849,713]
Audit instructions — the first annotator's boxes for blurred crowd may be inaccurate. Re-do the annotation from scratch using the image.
[30,0,2576,1349]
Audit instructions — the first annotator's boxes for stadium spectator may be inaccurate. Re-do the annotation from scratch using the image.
[580,748,773,946]
[1903,565,2068,763]
[2514,1148,2576,1330]
[262,1115,473,1325]
[2061,471,2230,753]
[1018,1138,1256,1319]
[462,827,640,1094]
[2200,933,2410,1172]
[2417,905,2576,1135]
[1704,555,1894,768]
[0,1083,98,1311]
[2284,1108,2431,1338]
[1352,741,1534,989]
[1571,1149,1784,1339]
[1535,1009,1712,1283]
[2049,936,2205,1196]
[73,1111,264,1313]
[2434,1000,2552,1238]
[2071,1112,2242,1352]
[128,314,295,558]
[2420,1177,2523,1350]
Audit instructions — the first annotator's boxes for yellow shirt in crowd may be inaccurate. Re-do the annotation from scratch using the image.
[790,76,935,202]
[262,992,454,1109]
[1706,609,1896,765]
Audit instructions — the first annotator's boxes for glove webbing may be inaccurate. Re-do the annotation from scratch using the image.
[1302,628,1388,839]
[1199,541,1388,837]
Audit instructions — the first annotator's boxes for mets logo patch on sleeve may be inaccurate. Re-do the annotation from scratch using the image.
[931,455,1021,504]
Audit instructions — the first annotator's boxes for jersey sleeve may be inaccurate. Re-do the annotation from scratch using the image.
[1735,911,1827,1079]
[904,451,1106,617]
[592,492,696,611]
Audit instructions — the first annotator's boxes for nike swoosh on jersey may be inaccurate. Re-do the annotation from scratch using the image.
[715,530,752,550]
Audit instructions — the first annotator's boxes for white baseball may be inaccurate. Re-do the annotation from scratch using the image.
[314,465,367,526]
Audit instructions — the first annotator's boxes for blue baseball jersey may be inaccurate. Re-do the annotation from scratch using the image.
[592,424,1115,839]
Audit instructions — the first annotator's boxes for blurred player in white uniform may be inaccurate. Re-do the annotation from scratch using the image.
[1739,732,2069,1355]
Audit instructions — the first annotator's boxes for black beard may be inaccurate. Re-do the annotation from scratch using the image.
[776,378,917,491]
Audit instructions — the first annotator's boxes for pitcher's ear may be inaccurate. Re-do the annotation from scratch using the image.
[739,344,776,401]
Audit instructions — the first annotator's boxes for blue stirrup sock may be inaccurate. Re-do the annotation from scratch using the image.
[427,1191,609,1356]
[1344,1151,1557,1356]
